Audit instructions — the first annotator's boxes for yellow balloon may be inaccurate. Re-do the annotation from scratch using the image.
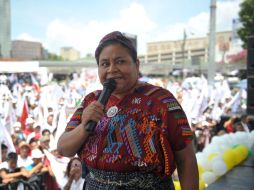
[199,179,206,190]
[173,181,181,190]
[237,145,248,158]
[198,164,204,177]
[222,149,235,170]
[208,153,218,161]
[232,148,242,164]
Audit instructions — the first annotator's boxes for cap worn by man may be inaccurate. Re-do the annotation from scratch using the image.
[31,149,44,159]
[18,141,30,149]
[33,122,41,129]
[13,122,21,130]
[26,117,34,125]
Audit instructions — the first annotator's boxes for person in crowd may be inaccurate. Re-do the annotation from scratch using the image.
[223,116,236,133]
[23,117,35,137]
[17,141,33,169]
[63,157,85,190]
[44,112,57,133]
[57,31,198,190]
[12,121,26,143]
[28,138,39,150]
[26,148,47,175]
[39,135,51,150]
[26,122,41,143]
[0,152,29,186]
[0,144,8,163]
[42,129,51,137]
[239,114,253,133]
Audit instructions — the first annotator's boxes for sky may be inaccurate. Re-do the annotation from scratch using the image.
[11,0,243,56]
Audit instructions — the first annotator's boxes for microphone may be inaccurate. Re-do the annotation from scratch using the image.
[85,78,116,133]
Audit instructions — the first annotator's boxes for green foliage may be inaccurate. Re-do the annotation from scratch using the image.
[47,53,63,61]
[238,0,254,49]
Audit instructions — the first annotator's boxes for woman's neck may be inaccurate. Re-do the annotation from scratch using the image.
[112,80,142,100]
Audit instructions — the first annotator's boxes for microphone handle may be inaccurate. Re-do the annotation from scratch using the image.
[86,120,97,133]
[85,88,114,133]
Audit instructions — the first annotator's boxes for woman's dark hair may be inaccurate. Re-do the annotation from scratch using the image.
[96,40,137,63]
[7,152,18,161]
[65,157,82,177]
[95,31,137,64]
[1,143,8,150]
[28,137,38,145]
[41,129,51,135]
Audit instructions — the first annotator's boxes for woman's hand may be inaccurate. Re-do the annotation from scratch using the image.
[81,101,104,125]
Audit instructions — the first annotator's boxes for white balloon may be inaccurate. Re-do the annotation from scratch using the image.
[196,152,206,161]
[203,144,220,156]
[202,171,216,185]
[212,159,227,176]
[198,157,212,171]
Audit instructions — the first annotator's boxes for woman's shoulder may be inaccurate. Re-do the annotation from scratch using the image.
[79,90,101,106]
[139,82,175,100]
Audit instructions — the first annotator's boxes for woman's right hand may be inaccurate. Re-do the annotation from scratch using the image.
[69,167,80,180]
[81,101,105,126]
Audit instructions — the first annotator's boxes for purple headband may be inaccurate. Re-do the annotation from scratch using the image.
[95,31,137,64]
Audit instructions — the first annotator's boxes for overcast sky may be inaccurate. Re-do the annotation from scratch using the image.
[11,0,242,56]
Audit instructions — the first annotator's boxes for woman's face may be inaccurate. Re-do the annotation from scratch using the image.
[70,159,82,178]
[98,43,139,98]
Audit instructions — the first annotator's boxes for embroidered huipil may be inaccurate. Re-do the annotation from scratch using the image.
[65,83,193,178]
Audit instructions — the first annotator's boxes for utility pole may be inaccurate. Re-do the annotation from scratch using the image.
[181,29,187,78]
[208,0,216,85]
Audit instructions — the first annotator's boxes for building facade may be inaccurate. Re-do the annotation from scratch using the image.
[141,31,232,67]
[0,0,11,58]
[60,47,80,61]
[11,40,44,60]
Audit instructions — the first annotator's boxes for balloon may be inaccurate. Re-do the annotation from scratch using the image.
[198,164,204,177]
[222,149,235,170]
[232,145,248,164]
[208,153,218,161]
[212,159,227,176]
[202,171,216,185]
[199,179,206,190]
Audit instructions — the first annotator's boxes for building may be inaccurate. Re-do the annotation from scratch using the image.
[0,0,11,58]
[60,47,80,61]
[142,31,232,66]
[11,40,44,60]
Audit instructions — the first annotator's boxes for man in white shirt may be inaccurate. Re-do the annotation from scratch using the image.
[240,114,252,133]
[17,141,33,169]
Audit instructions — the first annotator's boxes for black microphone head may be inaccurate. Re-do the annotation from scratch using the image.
[103,78,116,91]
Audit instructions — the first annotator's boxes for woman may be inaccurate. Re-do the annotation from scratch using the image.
[63,157,84,190]
[57,31,198,190]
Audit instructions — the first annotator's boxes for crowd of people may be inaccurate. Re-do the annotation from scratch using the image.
[0,69,253,189]
[0,32,253,190]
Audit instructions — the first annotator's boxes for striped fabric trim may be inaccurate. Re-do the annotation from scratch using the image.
[144,86,160,96]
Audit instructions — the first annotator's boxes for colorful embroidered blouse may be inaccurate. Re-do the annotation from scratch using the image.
[65,82,193,178]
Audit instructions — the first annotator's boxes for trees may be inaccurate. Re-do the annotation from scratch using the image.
[238,0,254,49]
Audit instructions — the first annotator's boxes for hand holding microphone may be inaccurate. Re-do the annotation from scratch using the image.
[82,78,116,133]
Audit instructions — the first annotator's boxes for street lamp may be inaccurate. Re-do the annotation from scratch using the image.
[208,0,217,85]
[181,29,187,78]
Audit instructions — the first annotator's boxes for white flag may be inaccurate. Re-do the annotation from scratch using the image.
[43,149,69,189]
[0,120,16,155]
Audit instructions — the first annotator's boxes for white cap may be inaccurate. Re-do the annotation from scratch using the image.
[33,122,41,129]
[25,86,33,91]
[25,117,34,125]
[13,121,21,128]
[31,149,44,159]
